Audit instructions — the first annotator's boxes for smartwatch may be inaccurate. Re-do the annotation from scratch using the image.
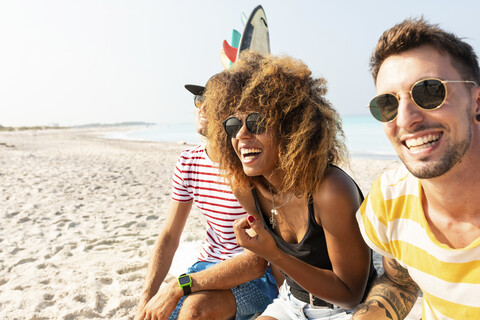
[177,273,192,296]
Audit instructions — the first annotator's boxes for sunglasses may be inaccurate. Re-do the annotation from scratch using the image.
[368,78,478,122]
[222,113,265,138]
[194,95,204,108]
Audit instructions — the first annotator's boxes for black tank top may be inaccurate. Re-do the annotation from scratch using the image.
[252,166,377,299]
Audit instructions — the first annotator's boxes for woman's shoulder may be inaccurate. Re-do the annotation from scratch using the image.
[313,165,362,213]
[320,165,359,193]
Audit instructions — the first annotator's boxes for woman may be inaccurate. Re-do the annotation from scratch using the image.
[205,51,376,320]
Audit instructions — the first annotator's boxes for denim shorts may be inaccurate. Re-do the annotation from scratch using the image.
[169,260,278,320]
[261,280,353,320]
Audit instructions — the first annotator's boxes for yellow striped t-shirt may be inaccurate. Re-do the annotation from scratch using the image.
[356,165,480,319]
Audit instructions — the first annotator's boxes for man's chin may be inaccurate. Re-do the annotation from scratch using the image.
[403,159,450,179]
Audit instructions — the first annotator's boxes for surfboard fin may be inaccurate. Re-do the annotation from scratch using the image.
[223,40,238,63]
[219,48,231,69]
[231,29,241,48]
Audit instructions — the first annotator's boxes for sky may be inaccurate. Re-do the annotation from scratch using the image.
[1,0,479,127]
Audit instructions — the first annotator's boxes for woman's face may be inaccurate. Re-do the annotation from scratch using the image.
[228,112,279,178]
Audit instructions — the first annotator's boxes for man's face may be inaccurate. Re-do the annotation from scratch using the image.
[196,99,207,137]
[376,45,476,179]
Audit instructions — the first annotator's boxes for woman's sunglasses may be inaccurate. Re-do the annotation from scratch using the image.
[194,95,204,108]
[222,113,265,138]
[368,78,478,122]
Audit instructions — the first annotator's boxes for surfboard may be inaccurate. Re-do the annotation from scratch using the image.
[223,40,238,63]
[237,5,270,60]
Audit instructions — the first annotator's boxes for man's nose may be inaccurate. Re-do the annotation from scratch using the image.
[395,91,424,129]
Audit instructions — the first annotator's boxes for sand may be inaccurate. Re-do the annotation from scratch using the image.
[0,127,421,319]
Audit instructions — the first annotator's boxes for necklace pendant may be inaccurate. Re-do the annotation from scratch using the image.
[269,215,276,229]
[271,208,278,215]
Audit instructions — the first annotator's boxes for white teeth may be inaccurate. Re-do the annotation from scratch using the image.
[241,148,261,155]
[405,134,440,149]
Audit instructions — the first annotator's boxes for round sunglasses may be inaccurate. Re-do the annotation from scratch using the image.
[194,95,204,108]
[222,112,265,138]
[368,78,478,122]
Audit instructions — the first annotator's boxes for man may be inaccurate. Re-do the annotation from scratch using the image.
[353,18,480,319]
[135,75,277,320]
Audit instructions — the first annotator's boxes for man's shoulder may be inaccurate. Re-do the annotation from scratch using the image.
[178,144,205,157]
[372,164,418,198]
[358,165,419,259]
[362,164,423,232]
[175,144,220,177]
[177,144,210,164]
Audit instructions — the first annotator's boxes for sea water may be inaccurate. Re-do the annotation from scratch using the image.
[106,115,397,160]
[341,115,397,160]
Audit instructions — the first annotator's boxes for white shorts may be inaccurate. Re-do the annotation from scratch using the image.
[260,280,353,320]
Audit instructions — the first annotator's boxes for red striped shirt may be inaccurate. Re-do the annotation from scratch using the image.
[172,144,247,262]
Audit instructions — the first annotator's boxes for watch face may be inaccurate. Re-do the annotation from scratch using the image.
[178,275,191,286]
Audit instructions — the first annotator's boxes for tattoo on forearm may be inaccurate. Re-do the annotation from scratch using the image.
[385,260,421,302]
[371,293,400,320]
[376,300,393,319]
[354,299,393,319]
[355,260,420,319]
[386,259,411,283]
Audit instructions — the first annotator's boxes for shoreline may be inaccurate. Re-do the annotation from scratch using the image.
[100,120,398,162]
[0,127,421,319]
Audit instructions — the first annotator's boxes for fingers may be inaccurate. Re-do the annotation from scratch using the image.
[245,215,258,237]
[134,301,148,320]
[234,215,264,249]
[134,311,145,320]
[245,226,257,237]
[233,217,250,230]
[247,214,264,231]
[233,217,249,246]
[234,215,260,237]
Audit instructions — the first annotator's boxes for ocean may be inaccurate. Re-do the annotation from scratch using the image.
[105,114,398,160]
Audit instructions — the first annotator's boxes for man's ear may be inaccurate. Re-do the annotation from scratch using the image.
[474,86,480,123]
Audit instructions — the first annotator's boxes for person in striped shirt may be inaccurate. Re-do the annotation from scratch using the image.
[353,18,480,319]
[135,75,277,320]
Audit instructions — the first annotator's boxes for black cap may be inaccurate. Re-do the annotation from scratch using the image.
[184,84,205,95]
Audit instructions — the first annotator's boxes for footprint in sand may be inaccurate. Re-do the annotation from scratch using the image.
[94,291,108,313]
[116,262,147,275]
[106,298,138,318]
[98,277,113,285]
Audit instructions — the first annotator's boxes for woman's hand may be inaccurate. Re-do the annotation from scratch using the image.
[233,215,278,260]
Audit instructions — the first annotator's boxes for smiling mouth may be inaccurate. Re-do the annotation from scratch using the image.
[405,133,441,151]
[241,148,262,161]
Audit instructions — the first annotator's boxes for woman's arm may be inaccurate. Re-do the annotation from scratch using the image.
[311,166,371,307]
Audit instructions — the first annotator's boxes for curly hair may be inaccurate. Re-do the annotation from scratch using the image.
[371,17,480,84]
[204,51,347,197]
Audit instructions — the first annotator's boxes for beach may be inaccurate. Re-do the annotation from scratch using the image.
[0,127,421,319]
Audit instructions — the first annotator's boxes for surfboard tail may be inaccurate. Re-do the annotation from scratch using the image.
[236,5,270,61]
